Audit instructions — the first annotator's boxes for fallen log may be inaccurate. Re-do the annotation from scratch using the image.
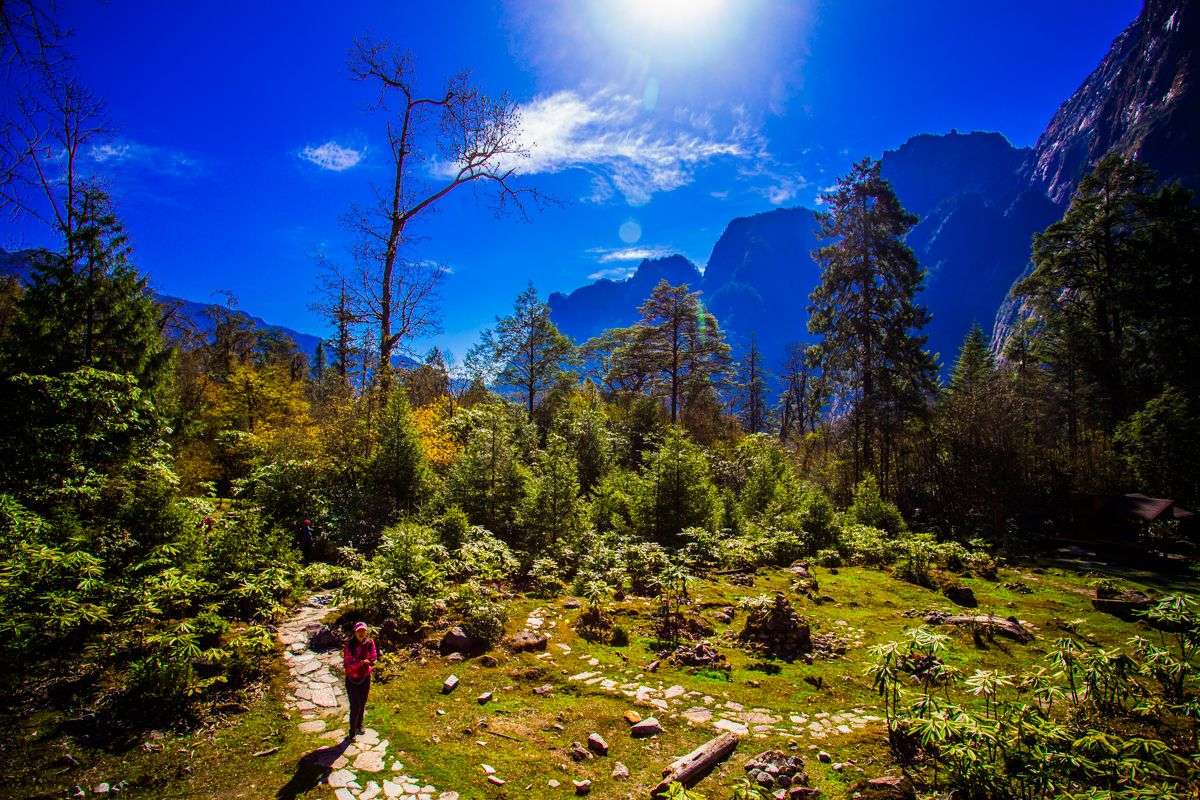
[925,613,1033,643]
[651,732,739,797]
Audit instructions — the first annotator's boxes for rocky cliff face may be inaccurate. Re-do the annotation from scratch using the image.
[1022,0,1199,206]
[993,0,1199,354]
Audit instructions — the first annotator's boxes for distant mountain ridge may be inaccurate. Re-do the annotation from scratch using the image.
[551,0,1198,379]
[1,247,325,359]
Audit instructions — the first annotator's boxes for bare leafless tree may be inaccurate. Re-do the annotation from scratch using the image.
[344,37,535,391]
[0,0,102,239]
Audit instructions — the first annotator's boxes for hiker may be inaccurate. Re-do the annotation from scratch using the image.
[299,518,314,563]
[343,622,377,737]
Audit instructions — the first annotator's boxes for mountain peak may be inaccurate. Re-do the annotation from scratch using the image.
[1022,0,1199,205]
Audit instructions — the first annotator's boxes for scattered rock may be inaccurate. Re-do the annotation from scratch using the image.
[744,749,809,791]
[479,655,498,667]
[487,775,506,786]
[788,788,822,799]
[587,732,609,755]
[442,675,460,694]
[445,653,464,663]
[612,762,630,780]
[738,593,812,661]
[630,717,663,738]
[505,630,549,652]
[569,741,592,762]
[307,624,342,651]
[670,641,731,672]
[477,691,493,705]
[564,598,582,609]
[573,778,592,795]
[548,779,561,788]
[534,683,554,695]
[440,627,474,656]
[942,582,977,608]
[481,764,496,775]
[817,751,831,764]
[624,710,642,725]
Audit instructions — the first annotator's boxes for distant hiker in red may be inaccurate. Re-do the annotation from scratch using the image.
[343,622,377,737]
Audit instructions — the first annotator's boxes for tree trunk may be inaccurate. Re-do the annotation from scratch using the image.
[651,732,740,797]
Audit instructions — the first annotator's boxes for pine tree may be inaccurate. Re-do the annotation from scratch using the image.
[733,337,770,433]
[367,387,431,524]
[490,284,576,417]
[778,343,824,442]
[808,158,935,484]
[519,433,585,554]
[949,323,994,395]
[634,426,719,547]
[448,402,529,541]
[4,185,170,393]
[604,280,731,423]
[1015,154,1200,426]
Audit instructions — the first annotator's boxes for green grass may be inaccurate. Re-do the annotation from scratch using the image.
[2,558,1195,800]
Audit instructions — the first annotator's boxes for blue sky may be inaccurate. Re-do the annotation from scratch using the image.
[1,0,1140,359]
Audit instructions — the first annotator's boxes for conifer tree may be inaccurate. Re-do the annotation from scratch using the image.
[733,337,770,433]
[519,433,585,554]
[489,284,576,417]
[634,425,719,546]
[4,185,169,393]
[604,280,731,423]
[949,323,994,395]
[808,158,935,484]
[367,387,431,524]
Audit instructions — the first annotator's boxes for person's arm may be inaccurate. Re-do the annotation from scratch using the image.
[366,641,377,665]
[343,642,358,672]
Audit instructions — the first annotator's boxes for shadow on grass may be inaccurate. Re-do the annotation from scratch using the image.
[277,737,352,800]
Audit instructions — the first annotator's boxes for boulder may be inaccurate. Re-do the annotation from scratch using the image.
[846,775,916,800]
[573,779,592,795]
[738,593,812,661]
[569,741,591,762]
[442,675,460,694]
[307,624,342,651]
[505,630,549,653]
[587,732,609,755]
[630,717,663,738]
[623,710,642,725]
[439,627,474,656]
[942,583,977,608]
[611,762,630,780]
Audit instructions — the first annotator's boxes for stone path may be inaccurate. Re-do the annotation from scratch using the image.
[278,595,460,800]
[557,615,880,743]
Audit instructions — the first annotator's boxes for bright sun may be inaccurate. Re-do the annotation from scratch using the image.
[618,0,726,33]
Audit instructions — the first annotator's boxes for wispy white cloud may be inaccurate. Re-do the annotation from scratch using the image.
[300,141,365,172]
[513,89,759,206]
[587,265,638,281]
[87,140,202,177]
[589,245,675,263]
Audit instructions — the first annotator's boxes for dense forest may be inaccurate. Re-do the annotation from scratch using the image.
[2,2,1199,799]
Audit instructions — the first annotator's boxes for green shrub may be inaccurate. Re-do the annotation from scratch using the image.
[610,624,630,647]
[343,522,446,627]
[452,583,508,649]
[680,525,723,570]
[846,476,906,535]
[528,557,566,597]
[622,541,669,594]
[839,523,896,566]
[449,527,519,582]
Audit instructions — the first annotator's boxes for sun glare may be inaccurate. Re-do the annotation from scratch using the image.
[618,0,726,34]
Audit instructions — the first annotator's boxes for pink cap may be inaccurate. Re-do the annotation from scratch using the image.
[353,622,368,632]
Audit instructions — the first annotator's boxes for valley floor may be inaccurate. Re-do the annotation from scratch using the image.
[4,559,1197,800]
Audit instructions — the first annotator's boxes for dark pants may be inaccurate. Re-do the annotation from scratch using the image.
[346,674,370,733]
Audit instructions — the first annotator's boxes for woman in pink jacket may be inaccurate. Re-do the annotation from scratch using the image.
[343,622,377,736]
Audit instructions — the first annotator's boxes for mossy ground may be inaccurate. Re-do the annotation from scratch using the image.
[2,558,1195,800]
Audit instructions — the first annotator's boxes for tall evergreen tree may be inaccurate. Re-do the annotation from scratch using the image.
[603,280,731,423]
[949,323,994,395]
[1015,154,1200,426]
[3,185,170,393]
[489,284,576,417]
[733,337,770,434]
[634,425,719,546]
[808,157,936,485]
